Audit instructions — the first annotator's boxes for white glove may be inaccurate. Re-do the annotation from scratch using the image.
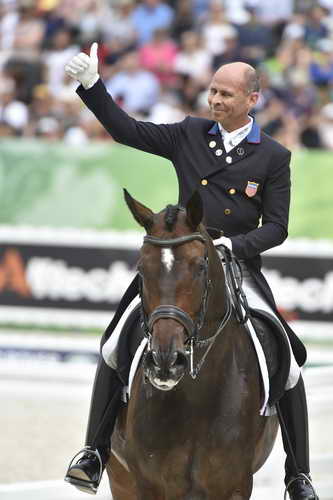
[65,42,99,90]
[214,236,232,251]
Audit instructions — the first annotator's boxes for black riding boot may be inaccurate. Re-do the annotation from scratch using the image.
[65,357,123,494]
[278,375,319,500]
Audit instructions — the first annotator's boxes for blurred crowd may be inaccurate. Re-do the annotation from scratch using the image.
[1,0,333,150]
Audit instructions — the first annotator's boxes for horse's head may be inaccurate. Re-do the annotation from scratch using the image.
[124,189,224,391]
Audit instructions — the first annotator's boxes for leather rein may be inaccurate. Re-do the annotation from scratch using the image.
[139,232,233,379]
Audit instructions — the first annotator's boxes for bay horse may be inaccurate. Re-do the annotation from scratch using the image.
[106,190,279,500]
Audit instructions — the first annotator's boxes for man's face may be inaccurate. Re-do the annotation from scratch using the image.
[207,71,258,126]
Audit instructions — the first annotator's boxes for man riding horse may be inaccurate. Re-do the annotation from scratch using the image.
[64,43,318,500]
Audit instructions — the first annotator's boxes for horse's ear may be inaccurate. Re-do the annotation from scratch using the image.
[123,189,154,230]
[186,191,203,230]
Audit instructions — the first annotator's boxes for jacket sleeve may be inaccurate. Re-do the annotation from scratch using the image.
[230,151,291,260]
[76,78,185,161]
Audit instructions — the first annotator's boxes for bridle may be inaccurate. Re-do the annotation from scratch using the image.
[139,231,233,379]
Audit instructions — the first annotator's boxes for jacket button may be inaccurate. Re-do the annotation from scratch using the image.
[201,179,208,186]
[228,188,236,195]
[224,208,231,215]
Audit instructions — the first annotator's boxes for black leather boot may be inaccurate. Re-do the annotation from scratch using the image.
[285,473,319,500]
[278,375,319,500]
[65,358,123,494]
[64,446,109,495]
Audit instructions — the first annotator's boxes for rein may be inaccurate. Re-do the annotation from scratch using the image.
[140,232,233,379]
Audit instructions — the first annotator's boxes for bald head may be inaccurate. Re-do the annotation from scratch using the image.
[207,61,260,131]
[213,62,260,95]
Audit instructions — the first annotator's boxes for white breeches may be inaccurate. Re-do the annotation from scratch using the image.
[102,296,141,370]
[102,266,300,391]
[240,264,300,390]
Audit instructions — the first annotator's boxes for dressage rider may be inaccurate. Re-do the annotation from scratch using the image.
[64,43,318,500]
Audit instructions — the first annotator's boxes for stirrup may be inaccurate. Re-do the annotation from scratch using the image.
[284,473,317,500]
[65,446,104,493]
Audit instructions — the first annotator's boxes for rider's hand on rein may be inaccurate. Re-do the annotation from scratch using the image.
[214,236,232,251]
[65,42,99,90]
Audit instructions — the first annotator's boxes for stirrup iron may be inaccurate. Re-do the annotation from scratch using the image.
[284,473,317,500]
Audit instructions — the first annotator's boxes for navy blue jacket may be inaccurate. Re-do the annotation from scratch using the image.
[77,79,306,366]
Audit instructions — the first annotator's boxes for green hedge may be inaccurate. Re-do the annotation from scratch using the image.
[0,139,332,238]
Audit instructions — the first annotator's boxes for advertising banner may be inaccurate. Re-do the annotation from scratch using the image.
[0,228,333,327]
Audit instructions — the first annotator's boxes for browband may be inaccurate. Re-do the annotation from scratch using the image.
[144,233,206,247]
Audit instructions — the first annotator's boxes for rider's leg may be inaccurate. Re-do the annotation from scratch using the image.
[278,375,318,500]
[64,358,123,494]
[65,299,141,495]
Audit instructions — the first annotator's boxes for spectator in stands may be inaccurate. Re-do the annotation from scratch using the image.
[0,0,332,152]
[100,0,137,50]
[0,75,28,135]
[200,1,238,58]
[44,27,79,97]
[105,50,160,115]
[0,0,19,52]
[171,0,195,42]
[318,102,333,149]
[148,90,186,123]
[212,27,242,70]
[4,2,45,103]
[191,0,211,21]
[176,74,204,113]
[174,30,212,86]
[236,5,274,65]
[131,0,174,45]
[248,0,294,27]
[282,13,307,42]
[139,28,178,87]
[303,5,329,49]
[11,2,45,55]
[253,66,286,137]
[309,38,333,88]
[24,83,57,137]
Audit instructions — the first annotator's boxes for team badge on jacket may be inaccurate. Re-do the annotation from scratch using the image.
[245,181,259,197]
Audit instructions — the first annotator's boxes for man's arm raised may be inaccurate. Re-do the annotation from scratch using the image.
[65,43,186,160]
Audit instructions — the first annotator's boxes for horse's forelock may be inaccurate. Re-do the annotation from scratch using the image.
[164,204,183,232]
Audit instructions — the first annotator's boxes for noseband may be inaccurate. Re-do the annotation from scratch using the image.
[140,232,232,379]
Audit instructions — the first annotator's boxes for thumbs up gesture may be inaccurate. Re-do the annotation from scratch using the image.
[65,42,99,90]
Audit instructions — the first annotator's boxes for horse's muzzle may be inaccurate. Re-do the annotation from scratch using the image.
[144,348,188,391]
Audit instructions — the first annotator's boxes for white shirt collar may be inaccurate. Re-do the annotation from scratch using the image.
[218,116,253,148]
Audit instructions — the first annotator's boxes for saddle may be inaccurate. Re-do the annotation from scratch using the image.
[249,308,291,406]
[219,245,291,407]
